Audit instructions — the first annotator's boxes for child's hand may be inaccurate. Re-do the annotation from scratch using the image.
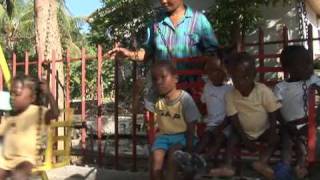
[40,80,50,95]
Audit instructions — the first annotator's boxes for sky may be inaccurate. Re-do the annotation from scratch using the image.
[65,0,103,32]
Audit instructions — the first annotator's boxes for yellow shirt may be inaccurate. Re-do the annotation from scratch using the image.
[154,90,200,134]
[225,82,281,140]
[0,105,48,170]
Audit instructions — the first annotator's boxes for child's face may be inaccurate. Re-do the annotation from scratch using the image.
[152,66,177,96]
[159,0,183,13]
[230,63,255,95]
[205,59,226,86]
[286,60,313,81]
[10,80,35,111]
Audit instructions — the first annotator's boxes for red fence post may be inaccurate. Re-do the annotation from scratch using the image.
[132,61,137,171]
[81,48,87,153]
[114,55,119,169]
[97,45,103,166]
[51,50,57,99]
[308,88,316,164]
[66,49,71,109]
[258,28,265,82]
[12,53,16,77]
[25,51,29,75]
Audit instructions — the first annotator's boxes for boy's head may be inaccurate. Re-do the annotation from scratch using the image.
[227,52,256,95]
[159,0,184,13]
[204,55,227,86]
[280,45,313,81]
[151,61,178,96]
[11,74,41,111]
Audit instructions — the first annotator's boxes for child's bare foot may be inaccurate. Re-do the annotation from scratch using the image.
[252,161,274,179]
[295,165,308,179]
[209,166,235,177]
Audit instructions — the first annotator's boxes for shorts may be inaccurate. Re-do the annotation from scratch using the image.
[152,133,197,151]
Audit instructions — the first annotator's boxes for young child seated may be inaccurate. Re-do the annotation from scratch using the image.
[174,55,232,170]
[0,75,59,180]
[210,52,281,179]
[149,61,201,180]
[274,45,320,178]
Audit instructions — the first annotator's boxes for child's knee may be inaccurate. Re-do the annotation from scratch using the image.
[152,153,164,170]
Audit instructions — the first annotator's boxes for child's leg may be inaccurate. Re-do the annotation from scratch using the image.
[151,149,166,180]
[209,131,239,177]
[11,162,33,180]
[252,128,279,179]
[0,168,9,180]
[280,126,294,164]
[207,133,226,159]
[166,144,184,180]
[294,126,308,178]
[194,130,213,154]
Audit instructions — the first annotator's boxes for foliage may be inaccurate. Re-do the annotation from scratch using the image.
[206,0,296,45]
[87,0,153,100]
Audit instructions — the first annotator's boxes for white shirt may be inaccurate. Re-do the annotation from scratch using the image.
[273,74,320,122]
[201,82,233,127]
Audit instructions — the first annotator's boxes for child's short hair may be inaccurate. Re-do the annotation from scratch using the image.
[280,45,311,68]
[12,74,43,105]
[226,52,256,75]
[151,60,177,75]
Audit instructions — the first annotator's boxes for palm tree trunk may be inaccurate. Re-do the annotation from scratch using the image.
[35,0,64,108]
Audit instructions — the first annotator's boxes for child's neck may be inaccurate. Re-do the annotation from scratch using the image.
[164,88,181,102]
[169,5,186,26]
[239,82,255,97]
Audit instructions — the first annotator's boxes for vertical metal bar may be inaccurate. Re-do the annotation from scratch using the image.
[81,48,87,152]
[307,24,313,59]
[25,51,29,75]
[132,61,137,171]
[66,49,71,109]
[97,45,103,166]
[114,56,119,169]
[12,53,16,77]
[258,28,265,82]
[282,26,289,79]
[51,50,57,99]
[38,51,43,80]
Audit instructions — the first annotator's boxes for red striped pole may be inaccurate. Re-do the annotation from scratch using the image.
[97,45,103,166]
[25,51,29,75]
[12,53,16,77]
[81,48,87,152]
[66,49,71,109]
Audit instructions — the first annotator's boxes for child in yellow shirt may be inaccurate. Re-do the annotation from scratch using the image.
[150,61,201,180]
[0,75,59,180]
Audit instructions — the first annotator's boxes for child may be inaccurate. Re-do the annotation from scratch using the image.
[210,52,281,179]
[149,61,201,180]
[0,75,59,180]
[174,55,232,171]
[274,45,320,178]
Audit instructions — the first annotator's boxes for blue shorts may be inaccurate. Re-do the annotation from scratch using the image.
[152,133,197,151]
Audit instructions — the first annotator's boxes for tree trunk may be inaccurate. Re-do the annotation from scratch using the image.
[35,0,64,109]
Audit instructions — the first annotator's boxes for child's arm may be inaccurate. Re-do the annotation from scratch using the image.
[40,81,60,123]
[268,110,279,136]
[186,122,196,153]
